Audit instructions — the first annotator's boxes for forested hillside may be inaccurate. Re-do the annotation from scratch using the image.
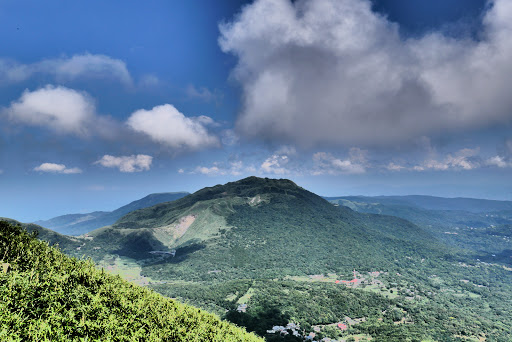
[0,220,262,342]
[62,177,512,341]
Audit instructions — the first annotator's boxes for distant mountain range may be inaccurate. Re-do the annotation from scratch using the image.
[34,192,189,235]
[324,194,512,213]
[325,195,512,264]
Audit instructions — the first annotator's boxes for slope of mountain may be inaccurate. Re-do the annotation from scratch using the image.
[326,195,512,213]
[83,177,445,278]
[35,192,189,236]
[326,195,512,265]
[0,217,82,254]
[63,177,512,341]
[0,220,262,341]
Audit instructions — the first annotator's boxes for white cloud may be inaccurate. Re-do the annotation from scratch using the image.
[0,53,132,86]
[220,0,512,147]
[261,154,290,174]
[195,166,222,175]
[4,85,96,135]
[126,104,220,150]
[34,163,82,174]
[386,162,405,171]
[415,148,481,171]
[312,149,367,175]
[95,154,152,172]
[192,161,246,176]
[487,155,509,168]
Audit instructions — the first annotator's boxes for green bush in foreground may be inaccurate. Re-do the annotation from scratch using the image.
[0,221,262,342]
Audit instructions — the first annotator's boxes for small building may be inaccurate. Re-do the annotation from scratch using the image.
[337,323,348,331]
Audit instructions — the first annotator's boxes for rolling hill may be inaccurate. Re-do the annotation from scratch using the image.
[35,192,189,236]
[0,220,262,341]
[325,195,512,265]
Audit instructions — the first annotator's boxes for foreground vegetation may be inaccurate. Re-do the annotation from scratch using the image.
[0,221,262,341]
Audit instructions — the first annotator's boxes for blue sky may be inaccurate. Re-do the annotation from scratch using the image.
[2,0,512,222]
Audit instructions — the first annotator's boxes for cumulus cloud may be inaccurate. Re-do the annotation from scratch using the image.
[220,0,512,147]
[486,155,509,168]
[4,85,96,135]
[94,154,152,172]
[0,53,132,86]
[192,161,246,176]
[195,166,223,175]
[34,163,82,174]
[312,148,367,175]
[486,139,512,168]
[261,154,291,174]
[126,104,220,150]
[415,148,482,171]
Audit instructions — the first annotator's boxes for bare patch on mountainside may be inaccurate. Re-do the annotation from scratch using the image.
[248,194,270,206]
[153,215,196,247]
[249,195,261,206]
[176,215,196,237]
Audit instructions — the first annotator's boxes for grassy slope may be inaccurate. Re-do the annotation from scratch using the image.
[0,220,262,342]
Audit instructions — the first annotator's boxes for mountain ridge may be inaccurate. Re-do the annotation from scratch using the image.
[35,191,189,235]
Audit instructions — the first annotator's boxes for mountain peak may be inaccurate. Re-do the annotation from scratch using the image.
[112,176,321,231]
[195,176,303,200]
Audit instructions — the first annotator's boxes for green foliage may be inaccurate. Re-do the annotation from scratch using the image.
[0,221,262,342]
[19,177,512,341]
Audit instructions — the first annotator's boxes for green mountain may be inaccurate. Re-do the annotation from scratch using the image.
[62,177,512,341]
[82,177,445,279]
[0,220,262,341]
[35,192,189,236]
[325,195,512,213]
[325,196,512,265]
